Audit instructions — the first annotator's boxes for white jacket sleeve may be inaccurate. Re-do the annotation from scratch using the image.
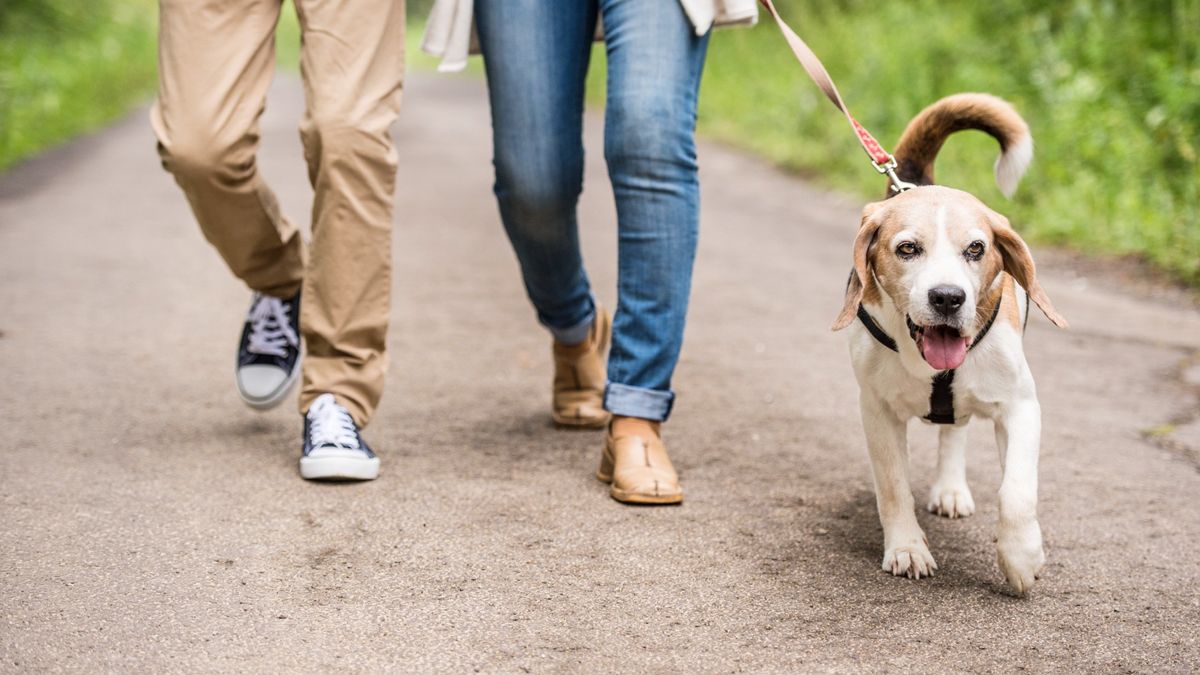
[420,0,474,73]
[681,0,759,34]
[715,0,759,29]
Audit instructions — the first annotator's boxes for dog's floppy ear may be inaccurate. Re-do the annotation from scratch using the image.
[989,213,1068,328]
[832,203,883,331]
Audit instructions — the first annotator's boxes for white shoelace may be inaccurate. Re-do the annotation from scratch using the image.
[307,394,360,449]
[246,293,299,358]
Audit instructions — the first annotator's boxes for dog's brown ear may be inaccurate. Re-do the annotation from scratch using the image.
[989,213,1068,328]
[832,204,883,331]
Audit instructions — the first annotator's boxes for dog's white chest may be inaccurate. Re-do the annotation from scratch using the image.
[872,369,939,419]
[851,327,1020,425]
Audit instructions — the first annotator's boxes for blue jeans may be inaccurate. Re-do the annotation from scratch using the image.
[475,0,710,422]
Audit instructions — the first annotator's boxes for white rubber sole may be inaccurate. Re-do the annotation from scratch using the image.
[299,456,380,481]
[236,358,301,411]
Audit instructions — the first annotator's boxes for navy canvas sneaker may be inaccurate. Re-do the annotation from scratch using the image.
[236,290,302,410]
[301,394,380,481]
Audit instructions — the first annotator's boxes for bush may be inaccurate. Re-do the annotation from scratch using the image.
[0,0,158,170]
[686,0,1199,283]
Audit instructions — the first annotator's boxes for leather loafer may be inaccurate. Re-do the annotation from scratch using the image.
[552,305,611,429]
[596,428,683,505]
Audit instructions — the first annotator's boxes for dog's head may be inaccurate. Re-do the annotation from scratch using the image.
[831,186,1066,369]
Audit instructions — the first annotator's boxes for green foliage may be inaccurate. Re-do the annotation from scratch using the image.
[0,0,158,170]
[276,1,302,71]
[589,0,1200,283]
[407,0,436,17]
[0,0,428,169]
[4,1,1196,283]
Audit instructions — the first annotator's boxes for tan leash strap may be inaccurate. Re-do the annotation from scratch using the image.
[757,0,914,191]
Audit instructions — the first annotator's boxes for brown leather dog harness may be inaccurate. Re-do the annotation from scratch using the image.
[856,300,1003,425]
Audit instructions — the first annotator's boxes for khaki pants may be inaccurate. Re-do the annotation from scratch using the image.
[151,0,405,426]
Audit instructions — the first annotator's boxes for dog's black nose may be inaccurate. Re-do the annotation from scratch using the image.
[928,285,966,316]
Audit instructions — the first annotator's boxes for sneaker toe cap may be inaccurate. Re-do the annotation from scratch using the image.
[305,446,373,461]
[237,364,290,400]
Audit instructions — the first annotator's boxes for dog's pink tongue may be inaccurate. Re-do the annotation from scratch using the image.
[921,327,969,370]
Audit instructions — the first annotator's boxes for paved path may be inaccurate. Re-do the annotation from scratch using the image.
[2,74,1199,673]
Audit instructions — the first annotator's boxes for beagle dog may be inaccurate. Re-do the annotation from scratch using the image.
[832,94,1067,594]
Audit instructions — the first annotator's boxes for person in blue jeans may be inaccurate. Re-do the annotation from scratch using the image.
[472,0,714,505]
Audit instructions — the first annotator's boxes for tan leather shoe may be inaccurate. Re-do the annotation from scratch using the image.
[552,305,611,429]
[596,427,683,505]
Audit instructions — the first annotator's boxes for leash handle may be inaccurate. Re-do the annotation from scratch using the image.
[757,0,914,191]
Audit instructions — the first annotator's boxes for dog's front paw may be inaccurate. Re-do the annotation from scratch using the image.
[882,537,938,579]
[997,520,1045,594]
[927,481,975,519]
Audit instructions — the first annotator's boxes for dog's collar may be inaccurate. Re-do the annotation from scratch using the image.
[856,304,898,352]
[856,298,1002,425]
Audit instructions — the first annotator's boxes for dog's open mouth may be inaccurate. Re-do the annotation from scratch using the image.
[907,317,970,371]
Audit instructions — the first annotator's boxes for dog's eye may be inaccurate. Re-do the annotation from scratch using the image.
[964,240,985,261]
[896,242,920,259]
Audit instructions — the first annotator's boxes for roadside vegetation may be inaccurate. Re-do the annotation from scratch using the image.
[0,0,156,171]
[3,0,1196,283]
[587,0,1200,284]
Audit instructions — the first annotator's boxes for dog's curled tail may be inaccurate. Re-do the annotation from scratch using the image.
[891,93,1032,198]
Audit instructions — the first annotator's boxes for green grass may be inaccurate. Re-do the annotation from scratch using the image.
[275,2,302,71]
[0,0,158,171]
[586,0,1200,284]
[4,0,1197,284]
[0,0,430,171]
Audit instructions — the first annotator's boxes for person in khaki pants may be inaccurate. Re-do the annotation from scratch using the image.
[151,0,405,481]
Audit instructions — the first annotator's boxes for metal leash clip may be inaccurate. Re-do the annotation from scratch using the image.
[873,155,918,193]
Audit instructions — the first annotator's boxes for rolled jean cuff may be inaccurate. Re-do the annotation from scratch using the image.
[543,297,595,346]
[604,382,675,422]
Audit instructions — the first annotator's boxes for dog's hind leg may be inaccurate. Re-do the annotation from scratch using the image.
[860,393,937,579]
[928,423,976,518]
[995,396,1047,594]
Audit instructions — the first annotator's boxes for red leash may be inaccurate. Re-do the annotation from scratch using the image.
[757,0,915,193]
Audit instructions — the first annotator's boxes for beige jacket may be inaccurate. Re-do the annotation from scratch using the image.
[422,0,758,72]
